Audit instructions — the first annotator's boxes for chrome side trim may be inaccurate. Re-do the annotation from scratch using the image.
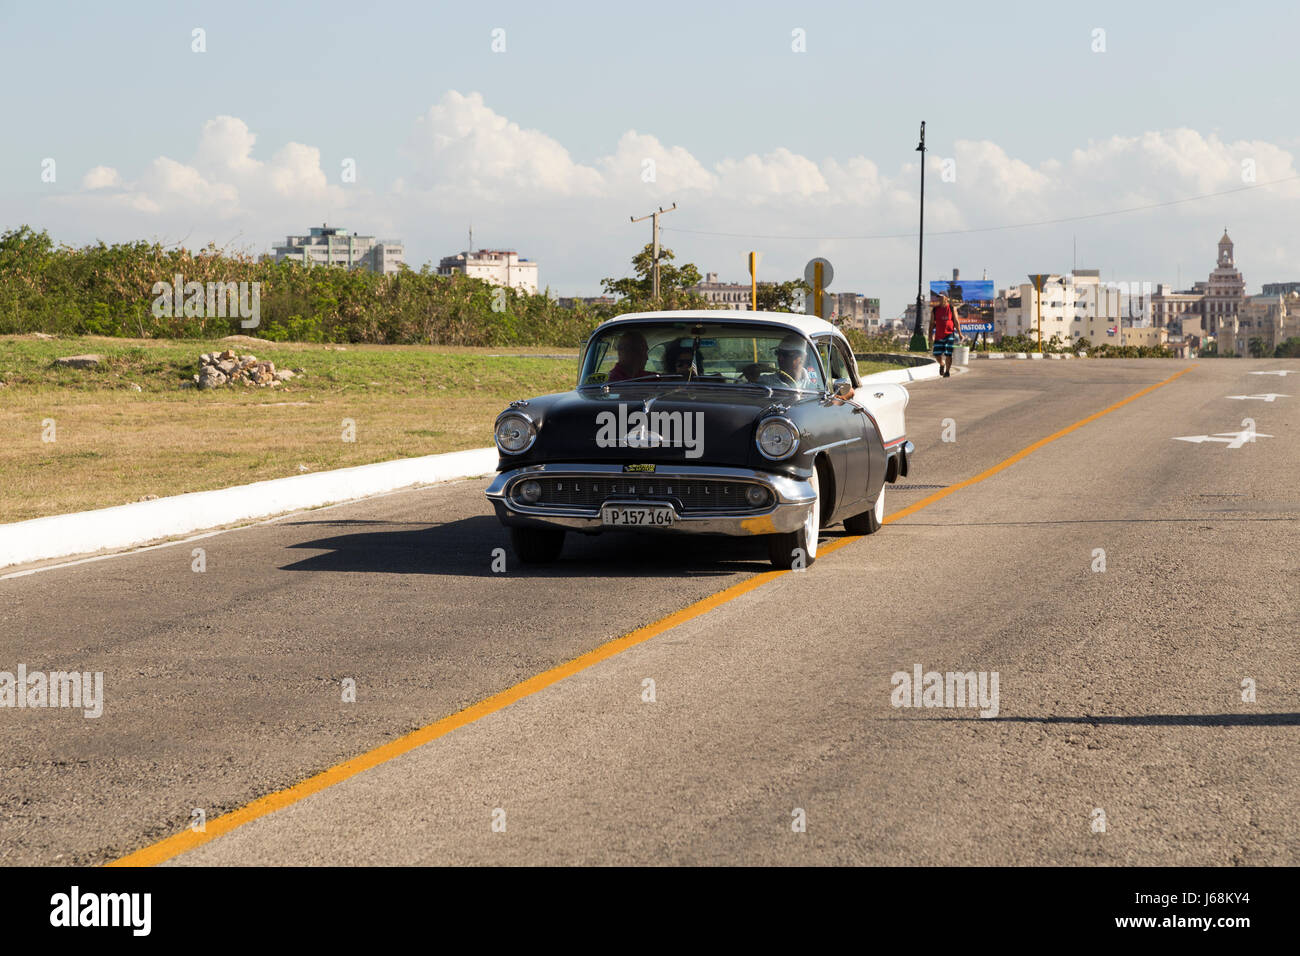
[801,435,863,455]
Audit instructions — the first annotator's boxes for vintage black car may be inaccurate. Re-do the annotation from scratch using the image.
[485,311,913,569]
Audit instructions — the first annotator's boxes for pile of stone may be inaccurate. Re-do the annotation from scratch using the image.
[193,350,298,390]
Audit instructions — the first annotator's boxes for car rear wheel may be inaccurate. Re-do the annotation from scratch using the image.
[767,466,820,569]
[844,482,885,535]
[510,526,565,564]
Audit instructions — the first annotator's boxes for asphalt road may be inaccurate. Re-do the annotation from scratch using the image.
[2,358,1296,866]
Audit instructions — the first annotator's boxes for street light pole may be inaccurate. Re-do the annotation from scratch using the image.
[909,122,928,352]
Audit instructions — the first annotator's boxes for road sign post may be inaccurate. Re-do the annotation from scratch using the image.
[804,258,834,320]
[748,251,760,311]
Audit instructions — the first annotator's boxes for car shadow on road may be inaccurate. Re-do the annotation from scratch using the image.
[921,714,1300,726]
[277,516,769,577]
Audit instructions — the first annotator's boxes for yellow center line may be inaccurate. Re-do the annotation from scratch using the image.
[109,364,1195,867]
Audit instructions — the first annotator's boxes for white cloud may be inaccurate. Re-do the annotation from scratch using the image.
[713,148,829,203]
[598,131,717,194]
[138,156,238,207]
[264,142,334,200]
[194,115,261,176]
[406,90,603,200]
[81,166,120,190]
[38,94,1300,314]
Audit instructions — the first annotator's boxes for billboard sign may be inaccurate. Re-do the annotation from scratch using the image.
[930,278,994,333]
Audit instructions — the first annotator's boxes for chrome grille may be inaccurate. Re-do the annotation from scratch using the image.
[512,475,769,513]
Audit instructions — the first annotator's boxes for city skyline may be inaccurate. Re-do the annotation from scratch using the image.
[4,1,1299,317]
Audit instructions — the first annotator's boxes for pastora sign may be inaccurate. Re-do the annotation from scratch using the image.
[931,279,994,334]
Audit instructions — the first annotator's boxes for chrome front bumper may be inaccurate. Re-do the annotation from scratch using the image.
[485,462,816,536]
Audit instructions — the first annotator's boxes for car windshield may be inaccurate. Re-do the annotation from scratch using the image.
[580,321,826,392]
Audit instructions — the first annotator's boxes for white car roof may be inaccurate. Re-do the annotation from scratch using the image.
[596,309,843,341]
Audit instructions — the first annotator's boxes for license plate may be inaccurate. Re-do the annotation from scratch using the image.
[600,504,675,527]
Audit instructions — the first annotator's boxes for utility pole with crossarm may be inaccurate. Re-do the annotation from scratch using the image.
[631,203,677,302]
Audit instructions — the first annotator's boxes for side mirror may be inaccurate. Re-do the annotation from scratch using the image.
[832,379,853,399]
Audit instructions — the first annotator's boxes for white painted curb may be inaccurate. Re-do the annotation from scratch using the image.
[0,447,499,570]
[859,361,942,385]
[974,352,1079,360]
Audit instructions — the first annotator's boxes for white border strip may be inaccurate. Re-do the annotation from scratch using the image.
[859,361,942,385]
[974,352,1077,359]
[0,447,498,571]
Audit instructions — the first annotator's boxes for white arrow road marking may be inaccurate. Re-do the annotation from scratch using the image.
[1173,430,1274,449]
[1225,393,1289,401]
[1249,370,1295,376]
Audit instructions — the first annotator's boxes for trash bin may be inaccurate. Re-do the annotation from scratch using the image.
[953,345,970,366]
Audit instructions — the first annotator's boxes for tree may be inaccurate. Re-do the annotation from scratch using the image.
[1273,337,1300,358]
[755,278,811,313]
[1248,337,1267,358]
[600,243,706,310]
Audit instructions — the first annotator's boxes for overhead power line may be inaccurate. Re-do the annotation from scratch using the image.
[660,174,1300,242]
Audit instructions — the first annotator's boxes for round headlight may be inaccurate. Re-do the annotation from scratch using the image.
[755,417,799,460]
[494,413,536,454]
[517,479,542,503]
[745,485,771,507]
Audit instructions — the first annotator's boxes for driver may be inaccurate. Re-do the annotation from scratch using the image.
[607,330,650,382]
[760,333,818,388]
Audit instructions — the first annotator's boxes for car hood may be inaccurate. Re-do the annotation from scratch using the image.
[503,385,810,469]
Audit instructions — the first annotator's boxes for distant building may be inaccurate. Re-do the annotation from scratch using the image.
[438,249,539,294]
[831,293,881,330]
[996,271,1127,344]
[692,273,754,309]
[1217,292,1300,356]
[1151,284,1205,336]
[1120,326,1169,349]
[689,273,877,318]
[273,224,404,275]
[1262,281,1300,296]
[1201,230,1246,336]
[557,295,617,309]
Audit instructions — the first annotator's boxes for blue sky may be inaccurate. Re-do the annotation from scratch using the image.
[3,0,1298,315]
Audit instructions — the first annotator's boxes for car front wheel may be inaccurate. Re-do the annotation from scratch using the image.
[767,466,820,570]
[844,482,885,535]
[510,526,565,564]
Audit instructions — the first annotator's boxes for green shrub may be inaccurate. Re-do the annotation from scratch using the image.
[0,226,603,347]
